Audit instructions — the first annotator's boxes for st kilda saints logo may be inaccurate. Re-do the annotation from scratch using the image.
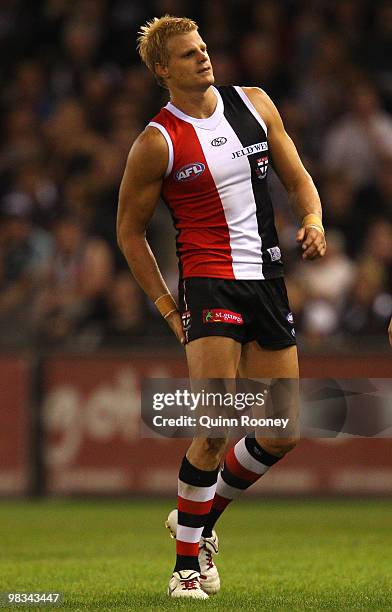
[255,156,268,179]
[175,162,205,182]
[211,136,227,146]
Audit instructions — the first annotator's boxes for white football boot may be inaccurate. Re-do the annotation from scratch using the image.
[165,509,221,595]
[168,569,209,599]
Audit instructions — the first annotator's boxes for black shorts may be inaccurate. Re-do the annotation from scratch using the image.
[179,277,296,350]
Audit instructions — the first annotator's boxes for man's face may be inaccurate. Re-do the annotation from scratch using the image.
[158,30,214,92]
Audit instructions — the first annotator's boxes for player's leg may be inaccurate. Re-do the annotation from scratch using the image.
[169,336,241,598]
[240,341,299,455]
[203,343,299,536]
[185,336,240,469]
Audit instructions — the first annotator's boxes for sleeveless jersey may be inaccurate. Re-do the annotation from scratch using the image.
[148,85,283,280]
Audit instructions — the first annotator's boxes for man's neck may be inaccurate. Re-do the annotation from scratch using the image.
[169,86,217,119]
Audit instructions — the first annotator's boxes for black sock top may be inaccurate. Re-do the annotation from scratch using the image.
[179,455,219,487]
[245,434,281,466]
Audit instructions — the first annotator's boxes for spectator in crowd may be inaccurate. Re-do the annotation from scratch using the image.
[343,220,392,336]
[355,156,392,229]
[0,205,52,344]
[32,216,112,346]
[294,231,357,346]
[322,80,392,189]
[98,271,174,347]
[365,1,392,109]
[100,272,145,346]
[321,172,361,258]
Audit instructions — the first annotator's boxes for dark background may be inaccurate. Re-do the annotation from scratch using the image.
[0,0,391,353]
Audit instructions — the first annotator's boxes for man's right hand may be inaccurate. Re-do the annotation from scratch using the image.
[166,311,186,345]
[388,317,392,347]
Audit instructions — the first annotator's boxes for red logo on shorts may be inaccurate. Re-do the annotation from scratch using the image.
[202,309,244,325]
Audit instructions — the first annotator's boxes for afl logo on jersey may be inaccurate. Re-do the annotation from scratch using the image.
[211,137,227,147]
[175,163,205,182]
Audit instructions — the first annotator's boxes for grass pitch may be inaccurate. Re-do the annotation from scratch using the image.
[0,499,391,610]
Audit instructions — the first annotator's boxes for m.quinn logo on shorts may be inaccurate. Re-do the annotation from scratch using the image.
[203,309,244,325]
[175,163,205,182]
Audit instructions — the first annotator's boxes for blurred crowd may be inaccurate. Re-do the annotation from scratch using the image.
[0,0,391,351]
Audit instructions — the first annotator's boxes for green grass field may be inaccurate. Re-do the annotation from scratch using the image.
[0,499,391,610]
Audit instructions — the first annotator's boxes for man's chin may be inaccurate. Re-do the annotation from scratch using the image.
[196,73,215,89]
[178,74,215,93]
[206,72,215,84]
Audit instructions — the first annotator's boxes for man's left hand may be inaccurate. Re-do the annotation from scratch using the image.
[296,226,327,260]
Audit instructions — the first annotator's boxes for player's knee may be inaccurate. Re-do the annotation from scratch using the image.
[202,436,228,461]
[256,436,298,458]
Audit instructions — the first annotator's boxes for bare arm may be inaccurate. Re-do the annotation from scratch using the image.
[117,127,185,343]
[243,87,326,260]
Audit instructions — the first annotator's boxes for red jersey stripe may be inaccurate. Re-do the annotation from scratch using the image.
[156,109,234,279]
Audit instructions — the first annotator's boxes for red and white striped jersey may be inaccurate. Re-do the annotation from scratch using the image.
[148,85,283,280]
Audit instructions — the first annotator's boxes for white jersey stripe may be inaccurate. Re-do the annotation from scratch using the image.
[148,121,174,177]
[178,480,217,502]
[194,115,264,279]
[234,86,268,136]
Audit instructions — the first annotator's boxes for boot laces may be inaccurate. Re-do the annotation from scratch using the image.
[204,548,214,570]
[181,578,199,591]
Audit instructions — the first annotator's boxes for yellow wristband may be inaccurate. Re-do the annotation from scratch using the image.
[302,213,324,235]
[154,293,178,318]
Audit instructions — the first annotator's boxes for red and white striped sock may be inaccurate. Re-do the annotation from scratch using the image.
[202,434,281,537]
[175,456,219,573]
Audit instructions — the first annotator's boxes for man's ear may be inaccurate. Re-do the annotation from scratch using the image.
[155,63,169,81]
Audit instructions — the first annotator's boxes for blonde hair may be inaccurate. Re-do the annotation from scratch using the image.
[137,15,198,88]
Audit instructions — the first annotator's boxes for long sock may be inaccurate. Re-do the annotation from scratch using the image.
[202,434,281,537]
[175,455,219,573]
